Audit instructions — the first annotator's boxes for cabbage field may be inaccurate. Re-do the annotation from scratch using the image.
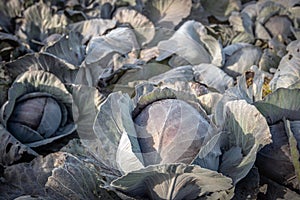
[0,0,300,199]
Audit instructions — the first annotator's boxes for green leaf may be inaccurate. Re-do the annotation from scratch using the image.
[143,0,192,29]
[17,1,68,50]
[0,152,110,199]
[156,20,224,67]
[283,118,300,188]
[214,66,269,125]
[68,19,116,44]
[0,124,38,165]
[69,84,104,139]
[270,40,300,90]
[91,92,144,174]
[85,27,139,65]
[254,88,300,124]
[201,0,241,22]
[220,100,272,184]
[43,31,85,67]
[223,44,262,78]
[5,52,78,83]
[193,63,234,93]
[113,8,155,46]
[111,163,234,200]
[256,122,300,190]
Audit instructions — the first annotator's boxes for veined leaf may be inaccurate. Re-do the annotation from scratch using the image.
[92,92,144,174]
[0,152,110,199]
[143,0,192,29]
[254,88,300,124]
[220,100,272,184]
[0,124,38,165]
[85,27,139,65]
[111,163,234,200]
[113,8,155,46]
[133,98,211,166]
[68,19,116,44]
[193,63,234,93]
[270,40,300,90]
[156,20,224,67]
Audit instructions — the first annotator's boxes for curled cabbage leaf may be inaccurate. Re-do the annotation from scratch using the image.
[142,0,192,29]
[270,40,300,90]
[156,20,224,67]
[111,163,234,200]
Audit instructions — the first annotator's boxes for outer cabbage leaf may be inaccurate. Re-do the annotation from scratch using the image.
[254,88,300,124]
[201,0,241,22]
[144,27,175,48]
[0,124,38,166]
[0,32,28,62]
[254,1,293,43]
[68,19,116,44]
[284,119,300,187]
[0,152,112,199]
[142,0,192,29]
[149,65,194,84]
[42,31,85,67]
[198,92,223,116]
[111,163,234,200]
[229,11,255,44]
[106,62,171,95]
[0,64,12,107]
[91,92,144,174]
[270,40,300,90]
[17,2,68,50]
[256,121,300,190]
[76,27,140,86]
[156,20,224,67]
[193,63,234,93]
[69,84,104,139]
[149,65,208,96]
[258,48,281,73]
[214,66,269,125]
[44,154,108,199]
[85,27,139,65]
[193,132,223,171]
[5,52,78,83]
[112,63,171,85]
[205,24,235,47]
[223,43,262,78]
[219,100,272,184]
[113,8,155,46]
[0,0,22,33]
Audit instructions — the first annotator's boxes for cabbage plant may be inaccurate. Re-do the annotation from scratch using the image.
[0,70,77,165]
[1,0,300,199]
[75,82,271,199]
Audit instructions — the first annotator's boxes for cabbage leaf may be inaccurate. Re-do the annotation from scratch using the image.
[111,163,234,200]
[143,0,192,29]
[219,100,272,184]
